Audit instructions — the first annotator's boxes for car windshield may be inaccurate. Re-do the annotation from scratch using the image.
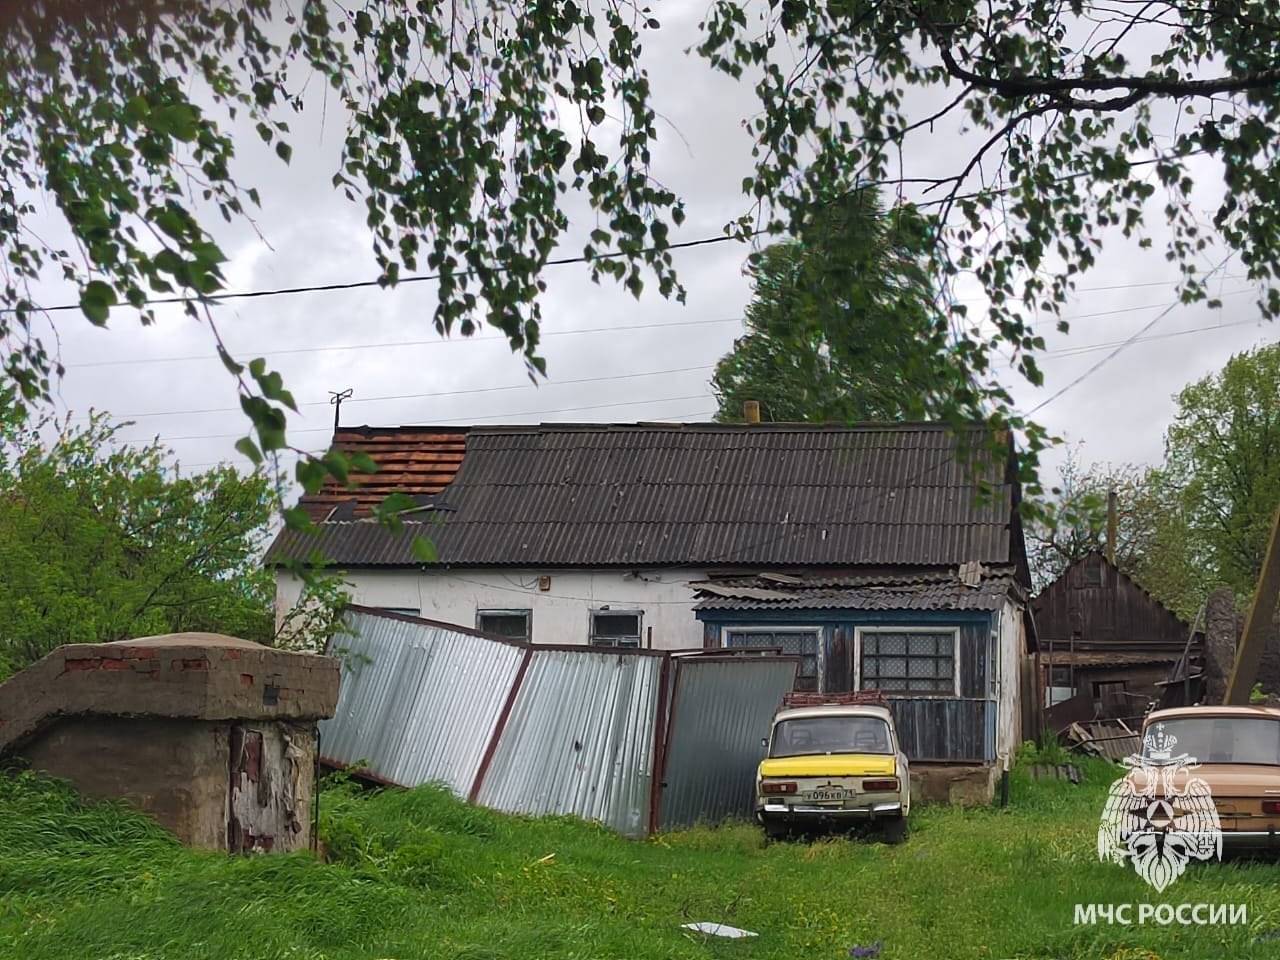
[771,716,893,757]
[1144,716,1280,765]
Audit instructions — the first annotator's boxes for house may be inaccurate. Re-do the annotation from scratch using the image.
[1031,550,1202,727]
[266,421,1036,801]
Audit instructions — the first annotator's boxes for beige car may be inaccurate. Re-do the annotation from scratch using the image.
[1128,705,1280,850]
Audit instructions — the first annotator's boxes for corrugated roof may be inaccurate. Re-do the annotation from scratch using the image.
[267,422,1017,568]
[692,569,1018,612]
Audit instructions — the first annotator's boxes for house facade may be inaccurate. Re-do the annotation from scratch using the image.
[267,421,1036,800]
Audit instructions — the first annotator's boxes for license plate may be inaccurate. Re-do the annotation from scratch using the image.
[807,789,854,802]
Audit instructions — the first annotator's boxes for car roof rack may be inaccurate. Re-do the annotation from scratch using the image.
[781,690,892,712]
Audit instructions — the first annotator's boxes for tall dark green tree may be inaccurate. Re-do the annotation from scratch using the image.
[712,189,953,424]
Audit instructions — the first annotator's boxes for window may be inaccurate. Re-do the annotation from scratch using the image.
[857,628,959,696]
[724,628,820,680]
[380,607,420,618]
[477,609,532,642]
[771,715,893,757]
[590,611,642,648]
[1083,564,1102,587]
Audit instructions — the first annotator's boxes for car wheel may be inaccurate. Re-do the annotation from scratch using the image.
[880,815,908,845]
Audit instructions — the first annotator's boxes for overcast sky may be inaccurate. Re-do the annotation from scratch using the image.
[26,2,1279,492]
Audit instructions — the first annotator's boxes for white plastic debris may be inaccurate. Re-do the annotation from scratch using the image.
[681,922,758,939]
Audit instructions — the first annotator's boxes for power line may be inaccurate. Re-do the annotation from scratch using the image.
[64,283,1257,375]
[91,363,716,422]
[1045,316,1266,359]
[119,393,714,446]
[19,233,753,317]
[78,292,1264,427]
[65,315,745,370]
[1027,259,1232,415]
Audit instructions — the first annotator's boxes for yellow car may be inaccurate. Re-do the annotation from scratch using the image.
[756,695,910,843]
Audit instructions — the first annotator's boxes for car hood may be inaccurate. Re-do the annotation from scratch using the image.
[758,754,896,778]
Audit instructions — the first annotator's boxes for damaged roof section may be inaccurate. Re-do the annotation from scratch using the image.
[691,568,1023,612]
[300,426,468,522]
[269,422,1023,569]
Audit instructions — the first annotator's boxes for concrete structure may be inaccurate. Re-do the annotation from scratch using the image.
[0,633,339,852]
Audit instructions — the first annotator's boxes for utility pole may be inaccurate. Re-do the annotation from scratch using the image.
[328,388,353,434]
[1224,499,1280,704]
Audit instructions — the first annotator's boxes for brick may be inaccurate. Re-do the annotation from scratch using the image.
[102,659,132,671]
[240,674,254,687]
[64,658,103,672]
[223,649,242,660]
[171,658,211,672]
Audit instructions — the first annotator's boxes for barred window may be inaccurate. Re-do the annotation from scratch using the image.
[724,628,820,679]
[858,629,958,695]
[590,611,642,648]
[477,609,531,642]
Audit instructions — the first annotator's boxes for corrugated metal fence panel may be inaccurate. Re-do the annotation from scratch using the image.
[320,610,525,794]
[475,649,663,837]
[658,658,798,831]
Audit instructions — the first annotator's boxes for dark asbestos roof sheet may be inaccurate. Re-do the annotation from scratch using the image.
[692,570,1020,612]
[266,422,1018,568]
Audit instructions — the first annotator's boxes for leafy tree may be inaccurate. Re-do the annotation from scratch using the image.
[712,189,953,424]
[0,408,279,680]
[9,0,1280,513]
[1027,451,1200,618]
[1164,342,1280,601]
[0,0,682,499]
[699,0,1280,471]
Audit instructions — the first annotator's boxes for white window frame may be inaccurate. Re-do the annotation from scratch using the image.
[476,608,532,642]
[589,609,643,648]
[721,625,823,679]
[854,626,961,697]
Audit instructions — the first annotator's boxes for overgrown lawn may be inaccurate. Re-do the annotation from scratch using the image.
[2,760,1280,959]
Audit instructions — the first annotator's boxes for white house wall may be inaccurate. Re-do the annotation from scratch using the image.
[276,567,710,650]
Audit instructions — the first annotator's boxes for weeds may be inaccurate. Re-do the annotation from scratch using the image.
[3,760,1280,959]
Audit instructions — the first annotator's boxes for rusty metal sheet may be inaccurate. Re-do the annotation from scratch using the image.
[320,609,526,794]
[658,657,798,831]
[473,647,663,837]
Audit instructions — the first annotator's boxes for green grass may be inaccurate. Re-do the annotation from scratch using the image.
[3,759,1280,960]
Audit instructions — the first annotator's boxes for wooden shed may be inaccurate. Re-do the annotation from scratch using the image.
[1031,551,1201,728]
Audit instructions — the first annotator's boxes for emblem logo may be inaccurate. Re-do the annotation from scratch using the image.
[1097,723,1222,892]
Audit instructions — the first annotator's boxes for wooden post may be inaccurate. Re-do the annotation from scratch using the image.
[1225,500,1280,704]
[743,400,761,423]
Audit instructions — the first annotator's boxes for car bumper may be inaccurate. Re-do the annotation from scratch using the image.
[1147,829,1280,850]
[758,801,903,822]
